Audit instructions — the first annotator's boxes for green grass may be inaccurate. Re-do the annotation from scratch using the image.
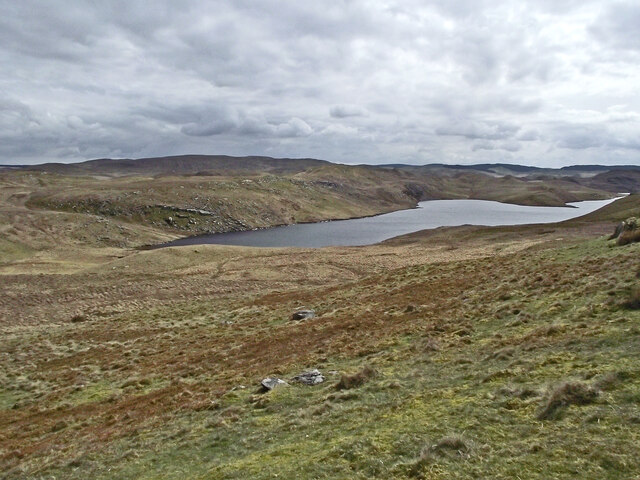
[0,237,36,262]
[10,238,637,480]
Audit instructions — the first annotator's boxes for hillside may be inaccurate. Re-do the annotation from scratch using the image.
[22,155,330,177]
[1,194,639,479]
[19,156,640,184]
[0,157,615,262]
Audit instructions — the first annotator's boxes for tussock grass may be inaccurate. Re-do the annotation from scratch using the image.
[335,366,378,390]
[537,381,599,420]
[624,287,640,310]
[2,197,640,479]
[406,435,473,478]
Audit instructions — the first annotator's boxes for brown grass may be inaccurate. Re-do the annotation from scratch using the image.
[0,178,636,478]
[537,381,599,420]
[624,287,640,310]
[617,229,640,246]
[408,435,473,476]
[335,366,378,390]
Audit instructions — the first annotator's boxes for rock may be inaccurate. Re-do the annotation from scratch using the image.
[260,377,287,392]
[293,369,325,385]
[291,309,315,321]
[609,221,624,240]
[613,217,640,245]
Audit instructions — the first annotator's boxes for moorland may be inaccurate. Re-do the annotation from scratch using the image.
[1,155,639,479]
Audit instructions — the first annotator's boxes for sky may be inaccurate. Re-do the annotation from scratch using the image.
[1,1,639,167]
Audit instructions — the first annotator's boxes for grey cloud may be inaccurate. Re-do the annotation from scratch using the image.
[0,1,638,166]
[180,106,313,139]
[180,106,241,136]
[499,140,522,152]
[517,129,540,141]
[590,2,640,53]
[557,131,606,150]
[471,139,521,152]
[471,141,495,152]
[275,118,313,138]
[553,122,640,151]
[0,97,34,118]
[330,105,366,118]
[435,120,519,141]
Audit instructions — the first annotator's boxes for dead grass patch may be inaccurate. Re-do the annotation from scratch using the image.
[335,366,378,390]
[537,381,599,420]
[593,371,630,391]
[623,287,640,310]
[406,435,473,478]
[617,229,640,246]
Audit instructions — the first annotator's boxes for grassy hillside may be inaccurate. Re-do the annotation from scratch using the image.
[1,161,611,260]
[22,155,330,177]
[1,195,639,479]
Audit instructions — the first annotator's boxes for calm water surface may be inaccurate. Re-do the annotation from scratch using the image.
[158,197,618,248]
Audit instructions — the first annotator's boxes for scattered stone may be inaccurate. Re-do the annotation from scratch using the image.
[260,377,287,392]
[293,369,325,385]
[291,309,315,321]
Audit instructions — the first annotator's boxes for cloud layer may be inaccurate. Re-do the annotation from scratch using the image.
[1,1,639,166]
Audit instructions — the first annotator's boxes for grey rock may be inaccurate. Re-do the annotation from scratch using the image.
[610,217,639,242]
[291,309,315,321]
[260,377,287,391]
[293,369,325,385]
[609,221,624,240]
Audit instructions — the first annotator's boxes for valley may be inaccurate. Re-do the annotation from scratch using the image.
[1,157,639,479]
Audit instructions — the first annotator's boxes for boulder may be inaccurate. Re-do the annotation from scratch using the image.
[609,221,625,240]
[260,377,287,392]
[291,309,315,321]
[293,369,325,386]
[612,217,640,246]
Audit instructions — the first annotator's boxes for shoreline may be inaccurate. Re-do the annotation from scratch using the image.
[143,195,619,250]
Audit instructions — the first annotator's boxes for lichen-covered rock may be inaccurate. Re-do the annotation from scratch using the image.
[293,369,325,385]
[260,377,287,392]
[609,221,625,240]
[291,309,315,320]
[614,217,640,246]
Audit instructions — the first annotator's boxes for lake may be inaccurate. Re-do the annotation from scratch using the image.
[157,197,619,249]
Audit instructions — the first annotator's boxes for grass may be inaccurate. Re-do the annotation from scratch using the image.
[1,178,639,479]
[537,381,599,420]
[2,233,639,479]
[335,366,378,390]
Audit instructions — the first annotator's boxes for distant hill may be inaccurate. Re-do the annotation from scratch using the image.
[23,155,330,177]
[15,154,640,194]
[583,170,640,194]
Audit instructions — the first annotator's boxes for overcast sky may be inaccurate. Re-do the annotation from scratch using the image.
[1,1,639,166]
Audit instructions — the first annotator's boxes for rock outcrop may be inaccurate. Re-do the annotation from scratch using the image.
[292,369,325,385]
[610,217,640,246]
